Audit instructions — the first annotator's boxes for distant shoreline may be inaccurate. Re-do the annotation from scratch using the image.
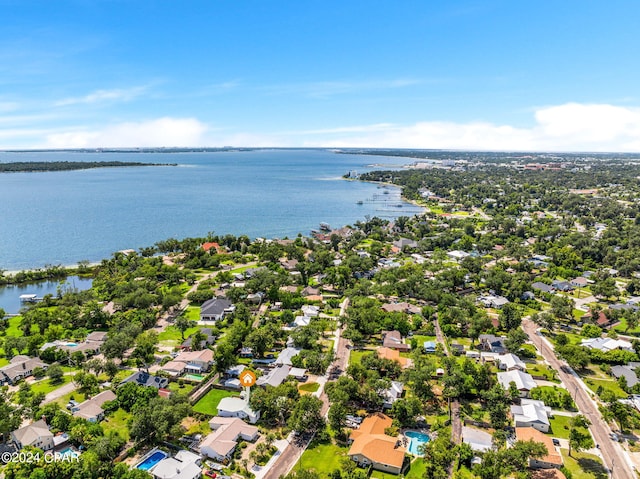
[0,160,176,173]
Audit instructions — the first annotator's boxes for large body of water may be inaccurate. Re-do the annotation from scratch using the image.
[0,149,422,271]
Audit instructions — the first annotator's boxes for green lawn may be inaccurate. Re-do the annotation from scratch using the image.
[560,448,607,479]
[0,357,9,367]
[30,375,74,395]
[102,408,132,441]
[4,315,24,337]
[54,390,87,408]
[349,348,376,366]
[299,382,320,393]
[526,363,559,382]
[157,325,199,348]
[296,440,348,475]
[547,415,573,439]
[192,388,239,415]
[583,377,627,399]
[167,381,195,394]
[182,306,201,322]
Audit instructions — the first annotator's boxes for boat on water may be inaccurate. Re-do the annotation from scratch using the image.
[19,294,39,303]
[356,200,363,205]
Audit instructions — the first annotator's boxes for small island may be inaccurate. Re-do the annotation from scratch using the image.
[0,160,176,173]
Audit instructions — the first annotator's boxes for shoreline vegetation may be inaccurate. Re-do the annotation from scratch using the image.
[0,161,176,173]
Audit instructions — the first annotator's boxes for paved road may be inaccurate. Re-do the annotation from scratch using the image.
[434,316,461,445]
[522,319,635,479]
[262,299,351,479]
[42,380,77,404]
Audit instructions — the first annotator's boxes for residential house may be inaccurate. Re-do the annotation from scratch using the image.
[120,371,169,389]
[200,417,259,462]
[612,364,640,388]
[72,390,117,422]
[160,361,187,377]
[497,353,526,371]
[216,397,260,424]
[478,334,507,354]
[348,413,406,475]
[531,282,555,294]
[256,365,292,388]
[149,450,202,479]
[581,337,633,352]
[173,349,214,374]
[569,277,589,288]
[515,427,562,469]
[393,238,418,250]
[200,297,235,322]
[510,399,551,432]
[11,419,54,451]
[461,426,493,453]
[377,347,412,368]
[447,250,470,261]
[180,328,215,350]
[292,315,311,328]
[381,302,422,314]
[274,347,302,366]
[0,355,48,385]
[551,280,573,292]
[382,381,404,408]
[478,294,509,309]
[382,330,411,352]
[497,370,537,398]
[301,305,320,317]
[424,341,437,354]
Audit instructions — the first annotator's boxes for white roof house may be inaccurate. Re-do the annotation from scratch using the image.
[497,370,537,397]
[200,417,259,462]
[510,399,551,432]
[301,305,320,317]
[382,381,404,408]
[274,347,302,366]
[581,337,633,352]
[462,426,493,453]
[447,250,470,261]
[497,353,526,371]
[217,397,260,424]
[149,451,201,479]
[293,316,312,328]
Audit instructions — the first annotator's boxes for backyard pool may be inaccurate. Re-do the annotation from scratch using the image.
[136,449,168,471]
[57,447,79,457]
[184,373,205,381]
[405,430,430,456]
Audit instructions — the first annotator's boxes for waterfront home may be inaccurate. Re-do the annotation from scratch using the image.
[72,390,117,422]
[497,370,536,398]
[348,413,406,475]
[199,297,235,322]
[120,371,169,389]
[510,399,551,432]
[515,427,562,469]
[0,355,48,385]
[200,417,259,462]
[382,330,411,352]
[12,419,54,451]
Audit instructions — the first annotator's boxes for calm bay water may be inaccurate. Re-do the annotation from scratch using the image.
[0,276,93,314]
[0,149,421,272]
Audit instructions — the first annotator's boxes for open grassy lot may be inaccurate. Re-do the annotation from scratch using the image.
[54,390,87,408]
[157,325,199,348]
[182,306,201,322]
[296,440,348,476]
[103,408,132,440]
[299,382,320,393]
[349,347,376,366]
[526,363,559,382]
[193,388,239,416]
[560,448,607,478]
[30,375,74,395]
[547,415,573,439]
[583,377,627,399]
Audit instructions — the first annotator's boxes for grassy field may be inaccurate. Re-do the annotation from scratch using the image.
[167,381,195,394]
[583,377,627,399]
[102,408,132,440]
[157,325,200,348]
[526,363,559,382]
[192,388,239,416]
[349,348,376,366]
[54,390,87,408]
[547,415,573,439]
[30,375,74,395]
[182,306,201,322]
[299,382,320,393]
[560,448,607,478]
[0,357,9,367]
[296,440,348,475]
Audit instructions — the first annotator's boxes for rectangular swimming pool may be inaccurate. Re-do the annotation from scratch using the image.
[136,450,168,471]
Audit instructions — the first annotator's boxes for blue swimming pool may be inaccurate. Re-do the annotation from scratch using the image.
[58,447,79,457]
[405,431,430,455]
[136,450,168,471]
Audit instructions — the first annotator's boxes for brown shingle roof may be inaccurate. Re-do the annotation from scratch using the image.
[348,414,405,469]
[515,427,562,466]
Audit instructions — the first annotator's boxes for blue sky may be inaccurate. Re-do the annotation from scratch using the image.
[2,0,640,151]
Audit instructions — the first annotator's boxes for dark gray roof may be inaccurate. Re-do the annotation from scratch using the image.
[532,282,554,293]
[120,371,169,389]
[201,297,233,316]
[611,365,639,387]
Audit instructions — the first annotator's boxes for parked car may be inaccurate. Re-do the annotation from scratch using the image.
[552,438,560,446]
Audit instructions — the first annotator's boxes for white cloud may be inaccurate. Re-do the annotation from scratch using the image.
[45,117,208,148]
[55,86,149,107]
[296,103,640,152]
